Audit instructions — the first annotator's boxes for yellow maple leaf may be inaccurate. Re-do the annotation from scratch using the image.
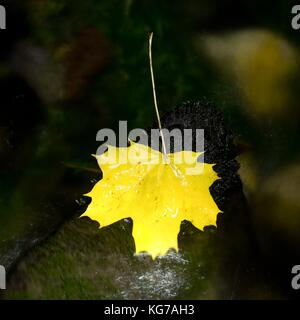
[82,141,220,258]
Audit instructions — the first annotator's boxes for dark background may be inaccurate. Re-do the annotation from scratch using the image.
[0,0,300,299]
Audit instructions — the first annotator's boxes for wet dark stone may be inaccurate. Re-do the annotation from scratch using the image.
[2,101,271,299]
[147,101,269,298]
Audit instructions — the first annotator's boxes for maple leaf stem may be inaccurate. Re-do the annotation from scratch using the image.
[149,32,168,160]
